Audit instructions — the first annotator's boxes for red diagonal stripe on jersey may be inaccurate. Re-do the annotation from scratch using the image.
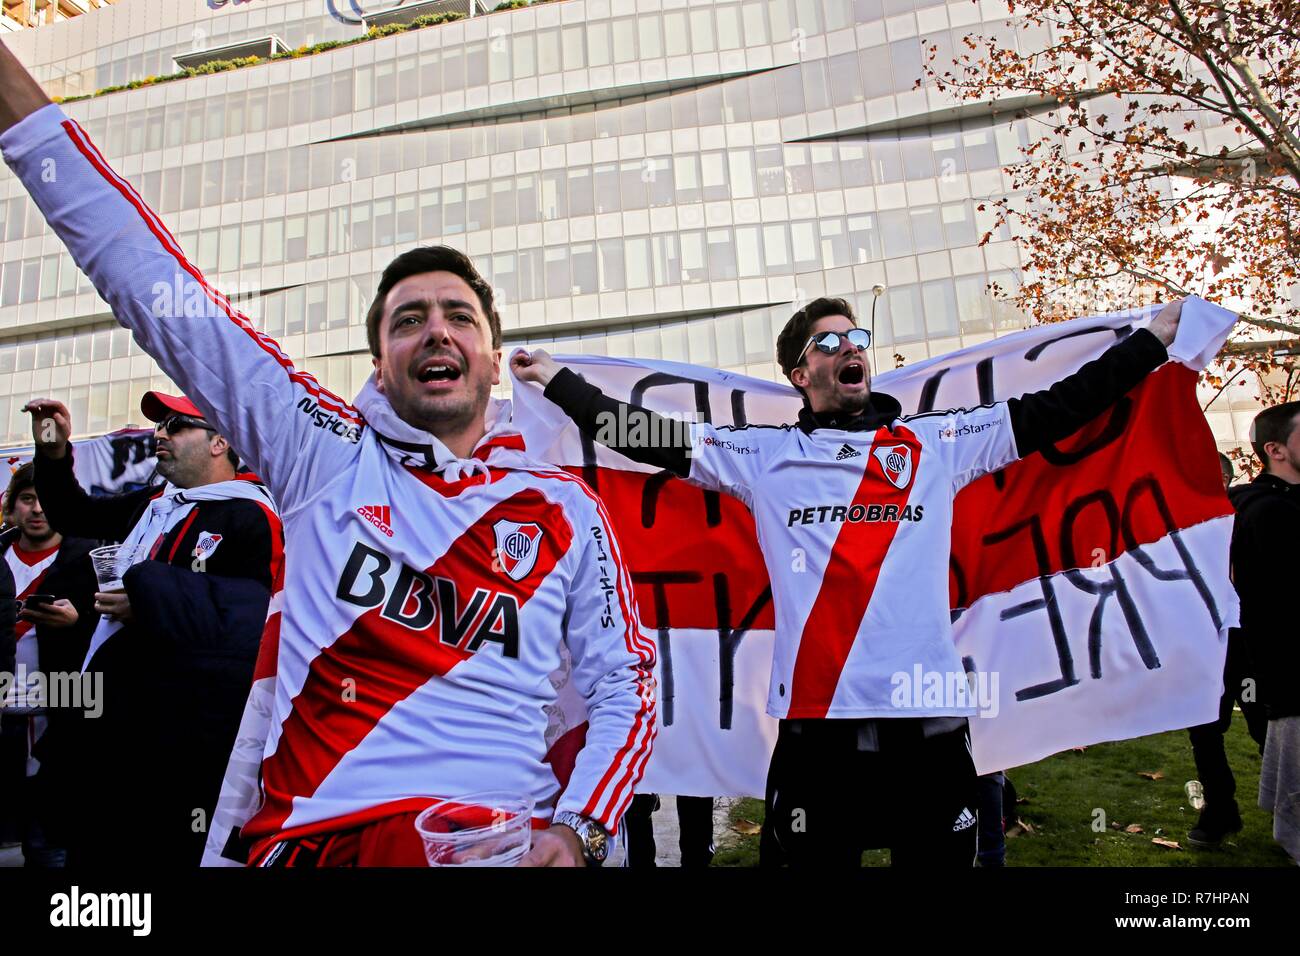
[11,565,54,641]
[243,489,574,847]
[786,425,924,719]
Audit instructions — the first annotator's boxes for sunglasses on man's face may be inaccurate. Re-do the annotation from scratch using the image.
[156,414,216,436]
[799,327,872,364]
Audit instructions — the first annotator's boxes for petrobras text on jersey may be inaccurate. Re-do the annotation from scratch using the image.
[786,502,925,527]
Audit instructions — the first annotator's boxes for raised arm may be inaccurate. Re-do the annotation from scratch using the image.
[0,42,362,509]
[25,399,157,542]
[1006,306,1177,459]
[513,350,694,478]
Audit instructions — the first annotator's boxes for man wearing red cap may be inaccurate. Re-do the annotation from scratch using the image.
[21,390,283,866]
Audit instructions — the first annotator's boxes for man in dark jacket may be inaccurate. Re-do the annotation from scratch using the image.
[1184,455,1269,848]
[0,462,99,866]
[23,391,282,866]
[1233,401,1300,862]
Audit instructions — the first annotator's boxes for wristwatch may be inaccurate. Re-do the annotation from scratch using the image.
[552,811,610,866]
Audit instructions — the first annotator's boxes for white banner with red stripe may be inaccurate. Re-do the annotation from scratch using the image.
[509,298,1240,794]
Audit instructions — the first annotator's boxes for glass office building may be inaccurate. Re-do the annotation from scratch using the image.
[0,0,1268,451]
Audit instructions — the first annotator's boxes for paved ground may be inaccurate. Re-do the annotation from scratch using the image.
[1,798,742,868]
[610,796,738,867]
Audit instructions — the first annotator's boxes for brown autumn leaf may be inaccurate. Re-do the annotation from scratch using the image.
[1152,837,1181,850]
[730,819,761,836]
[918,0,1300,384]
[1138,771,1164,781]
[1124,824,1144,834]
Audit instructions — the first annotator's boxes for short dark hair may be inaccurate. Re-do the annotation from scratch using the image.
[1218,452,1234,486]
[3,462,36,516]
[365,246,502,358]
[1249,400,1300,471]
[775,297,858,380]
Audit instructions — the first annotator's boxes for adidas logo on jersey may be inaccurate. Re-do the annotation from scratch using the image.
[835,443,861,460]
[357,505,395,538]
[952,807,976,832]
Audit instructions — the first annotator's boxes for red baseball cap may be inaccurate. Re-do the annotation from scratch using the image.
[140,390,205,423]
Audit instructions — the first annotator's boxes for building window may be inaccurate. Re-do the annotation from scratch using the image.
[571,243,597,295]
[763,224,791,274]
[922,278,960,337]
[598,238,625,292]
[626,237,651,289]
[708,229,738,280]
[664,12,690,57]
[638,18,662,59]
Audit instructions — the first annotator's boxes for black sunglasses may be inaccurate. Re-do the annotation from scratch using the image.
[156,414,216,436]
[799,328,872,364]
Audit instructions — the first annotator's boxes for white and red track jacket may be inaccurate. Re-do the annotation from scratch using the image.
[1,105,656,849]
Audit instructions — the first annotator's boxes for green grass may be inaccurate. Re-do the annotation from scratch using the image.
[713,709,1292,867]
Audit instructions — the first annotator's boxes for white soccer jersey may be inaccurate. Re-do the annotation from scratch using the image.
[688,406,1018,719]
[2,106,656,849]
[4,541,58,773]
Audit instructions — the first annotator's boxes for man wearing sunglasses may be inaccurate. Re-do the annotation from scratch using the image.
[21,390,282,866]
[514,294,1181,866]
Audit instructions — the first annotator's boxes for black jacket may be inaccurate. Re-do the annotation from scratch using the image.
[1229,473,1300,719]
[0,537,14,678]
[32,448,281,865]
[0,529,98,824]
[0,528,99,692]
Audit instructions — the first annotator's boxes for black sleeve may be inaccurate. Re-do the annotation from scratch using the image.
[543,367,693,478]
[0,558,14,678]
[1007,328,1169,459]
[32,447,158,543]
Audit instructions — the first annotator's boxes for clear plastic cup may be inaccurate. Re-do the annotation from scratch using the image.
[413,792,534,867]
[90,545,126,591]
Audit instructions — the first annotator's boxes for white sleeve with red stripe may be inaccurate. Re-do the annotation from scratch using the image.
[0,105,363,511]
[552,487,658,834]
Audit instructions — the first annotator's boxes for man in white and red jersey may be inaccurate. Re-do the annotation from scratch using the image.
[23,391,282,866]
[0,463,97,866]
[0,41,654,867]
[514,294,1182,866]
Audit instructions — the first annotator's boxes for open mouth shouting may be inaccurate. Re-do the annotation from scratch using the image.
[838,359,867,387]
[415,355,464,388]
